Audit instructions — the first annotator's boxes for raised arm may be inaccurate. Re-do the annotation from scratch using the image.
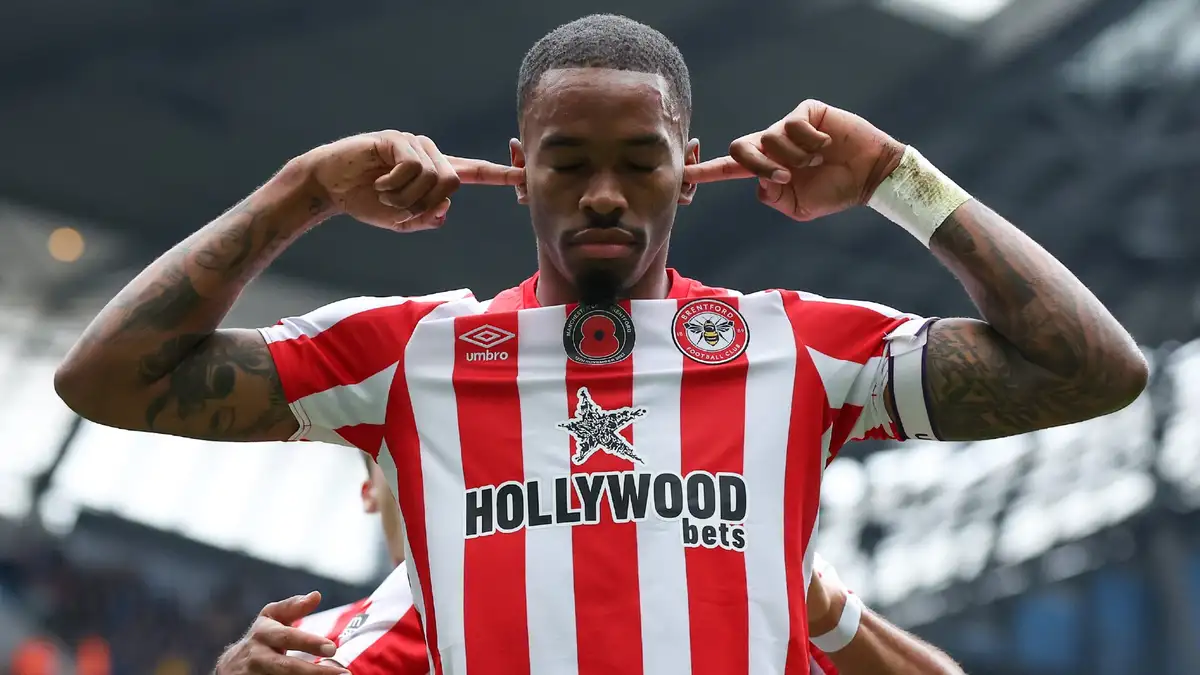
[53,166,320,441]
[921,198,1147,439]
[55,131,518,441]
[687,100,1147,442]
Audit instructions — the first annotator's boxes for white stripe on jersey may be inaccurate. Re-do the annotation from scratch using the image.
[629,300,691,675]
[405,311,468,675]
[742,294,799,674]
[518,307,580,675]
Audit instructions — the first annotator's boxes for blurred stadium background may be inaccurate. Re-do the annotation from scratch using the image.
[1,0,1199,672]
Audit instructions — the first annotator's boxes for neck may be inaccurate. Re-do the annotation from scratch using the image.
[535,253,671,307]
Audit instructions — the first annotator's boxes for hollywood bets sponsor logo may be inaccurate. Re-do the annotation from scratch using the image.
[464,387,747,550]
[673,299,749,365]
[463,471,748,551]
[562,303,635,366]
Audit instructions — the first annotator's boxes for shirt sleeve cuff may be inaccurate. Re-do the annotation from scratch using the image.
[885,317,939,442]
[256,326,312,442]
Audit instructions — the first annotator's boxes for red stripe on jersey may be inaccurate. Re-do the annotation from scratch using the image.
[827,403,863,464]
[778,292,912,462]
[334,424,385,460]
[454,313,531,675]
[781,297,911,366]
[566,302,643,675]
[386,357,442,675]
[678,294,750,675]
[340,608,429,675]
[781,292,835,675]
[269,302,438,402]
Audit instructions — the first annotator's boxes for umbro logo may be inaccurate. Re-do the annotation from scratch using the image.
[459,324,515,349]
[459,324,515,362]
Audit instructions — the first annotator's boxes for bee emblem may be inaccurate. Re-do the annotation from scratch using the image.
[686,317,735,348]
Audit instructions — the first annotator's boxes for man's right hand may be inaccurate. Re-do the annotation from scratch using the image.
[299,131,524,232]
[214,592,349,675]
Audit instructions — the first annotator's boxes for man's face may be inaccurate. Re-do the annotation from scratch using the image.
[513,68,699,303]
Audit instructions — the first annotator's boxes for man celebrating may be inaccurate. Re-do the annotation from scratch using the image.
[213,457,425,675]
[57,13,1145,675]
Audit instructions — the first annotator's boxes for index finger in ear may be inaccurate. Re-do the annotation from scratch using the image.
[682,156,755,184]
[448,156,525,186]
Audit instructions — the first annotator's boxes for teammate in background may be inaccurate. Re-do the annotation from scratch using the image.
[58,13,1146,674]
[212,456,424,675]
[317,551,968,675]
[806,556,965,675]
[208,454,966,675]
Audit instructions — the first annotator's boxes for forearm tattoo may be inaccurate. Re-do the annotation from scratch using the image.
[66,187,326,440]
[921,201,1144,441]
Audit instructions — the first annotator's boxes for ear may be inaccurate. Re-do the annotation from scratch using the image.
[679,138,700,206]
[509,138,528,205]
[361,480,379,514]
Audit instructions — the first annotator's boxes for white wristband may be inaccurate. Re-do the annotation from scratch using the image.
[868,146,972,247]
[810,592,864,653]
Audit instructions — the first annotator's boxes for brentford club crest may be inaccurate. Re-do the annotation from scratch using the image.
[672,299,749,365]
[563,304,636,366]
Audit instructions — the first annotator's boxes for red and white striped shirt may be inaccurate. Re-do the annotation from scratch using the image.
[290,596,370,653]
[260,270,934,675]
[327,561,843,675]
[290,563,424,670]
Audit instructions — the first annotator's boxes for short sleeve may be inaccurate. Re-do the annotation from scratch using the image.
[779,291,937,461]
[325,563,429,672]
[258,291,471,454]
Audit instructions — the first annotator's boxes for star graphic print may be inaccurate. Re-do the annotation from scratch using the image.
[556,387,648,465]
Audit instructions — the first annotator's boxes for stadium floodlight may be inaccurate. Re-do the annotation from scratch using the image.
[877,0,1014,30]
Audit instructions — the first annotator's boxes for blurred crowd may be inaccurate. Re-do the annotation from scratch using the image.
[0,525,248,675]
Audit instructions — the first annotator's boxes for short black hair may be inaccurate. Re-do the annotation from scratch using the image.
[517,14,692,131]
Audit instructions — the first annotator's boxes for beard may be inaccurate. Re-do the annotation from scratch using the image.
[574,267,624,307]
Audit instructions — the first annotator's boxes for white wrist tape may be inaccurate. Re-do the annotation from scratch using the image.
[810,592,864,653]
[868,146,972,247]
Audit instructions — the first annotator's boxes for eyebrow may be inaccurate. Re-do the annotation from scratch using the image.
[540,134,670,150]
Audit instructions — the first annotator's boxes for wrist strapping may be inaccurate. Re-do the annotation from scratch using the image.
[810,592,864,653]
[868,146,972,247]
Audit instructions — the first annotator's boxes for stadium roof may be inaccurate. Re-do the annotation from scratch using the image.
[5,0,1198,346]
[0,1,1054,291]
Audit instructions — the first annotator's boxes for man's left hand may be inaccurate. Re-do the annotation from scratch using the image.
[684,100,905,221]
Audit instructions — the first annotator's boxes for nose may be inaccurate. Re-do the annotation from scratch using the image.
[578,170,628,218]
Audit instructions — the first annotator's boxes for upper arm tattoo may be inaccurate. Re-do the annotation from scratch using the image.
[916,200,1146,441]
[922,318,1131,441]
[140,329,298,442]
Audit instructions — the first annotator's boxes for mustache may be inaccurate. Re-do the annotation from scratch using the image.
[572,212,646,242]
